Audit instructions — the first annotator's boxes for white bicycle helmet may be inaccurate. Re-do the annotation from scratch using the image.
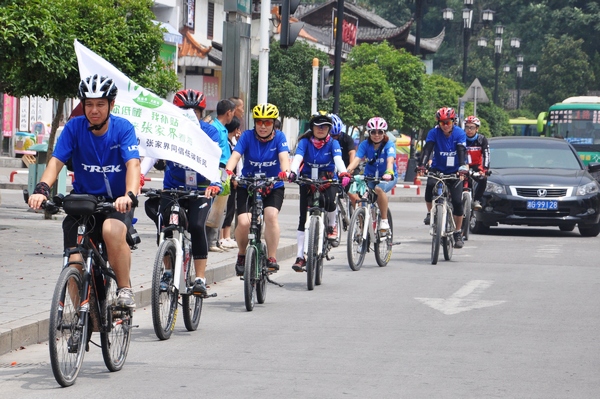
[77,74,118,101]
[366,117,388,131]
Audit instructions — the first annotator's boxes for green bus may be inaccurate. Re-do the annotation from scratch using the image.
[538,96,600,165]
[508,117,541,137]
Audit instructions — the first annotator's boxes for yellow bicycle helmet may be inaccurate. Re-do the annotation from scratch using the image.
[252,103,279,119]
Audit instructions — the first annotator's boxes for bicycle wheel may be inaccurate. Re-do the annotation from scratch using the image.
[315,223,326,286]
[337,195,349,232]
[182,251,203,331]
[442,205,454,261]
[244,245,257,311]
[347,207,367,271]
[49,266,87,387]
[101,275,132,372]
[150,239,178,340]
[306,216,319,290]
[375,209,393,267]
[431,204,443,265]
[256,243,267,304]
[330,210,342,248]
[461,192,471,241]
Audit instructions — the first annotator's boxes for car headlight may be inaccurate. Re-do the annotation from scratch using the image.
[485,181,506,195]
[576,181,600,196]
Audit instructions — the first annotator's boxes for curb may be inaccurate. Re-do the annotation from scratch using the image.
[0,242,297,356]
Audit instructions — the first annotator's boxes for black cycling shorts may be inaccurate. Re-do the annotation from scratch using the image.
[235,186,285,214]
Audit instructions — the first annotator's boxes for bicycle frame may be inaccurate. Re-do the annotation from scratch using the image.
[429,173,457,238]
[354,177,382,244]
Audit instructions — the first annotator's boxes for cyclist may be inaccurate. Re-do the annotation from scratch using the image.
[288,112,352,271]
[417,107,468,249]
[225,103,290,276]
[464,115,490,211]
[346,116,397,233]
[28,74,140,308]
[141,89,223,295]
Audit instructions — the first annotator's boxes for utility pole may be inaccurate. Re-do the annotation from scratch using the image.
[333,0,344,114]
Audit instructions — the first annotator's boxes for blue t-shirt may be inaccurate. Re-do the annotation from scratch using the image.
[211,118,232,165]
[295,137,341,176]
[425,126,467,173]
[233,129,289,189]
[53,115,139,198]
[356,140,397,177]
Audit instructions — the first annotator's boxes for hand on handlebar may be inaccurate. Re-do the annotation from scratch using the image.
[338,172,352,187]
[416,165,427,176]
[278,171,289,180]
[288,172,297,183]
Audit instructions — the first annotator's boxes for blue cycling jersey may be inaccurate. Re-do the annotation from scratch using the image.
[425,126,467,173]
[53,115,139,198]
[356,140,397,177]
[295,137,341,176]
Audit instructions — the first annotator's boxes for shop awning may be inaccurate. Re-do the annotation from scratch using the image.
[152,20,183,44]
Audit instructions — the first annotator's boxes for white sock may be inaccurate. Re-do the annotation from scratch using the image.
[195,277,206,284]
[327,210,337,228]
[297,230,305,258]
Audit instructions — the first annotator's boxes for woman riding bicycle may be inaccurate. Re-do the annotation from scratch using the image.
[141,89,223,296]
[225,103,291,276]
[417,107,468,249]
[346,116,397,232]
[464,115,490,211]
[288,111,352,271]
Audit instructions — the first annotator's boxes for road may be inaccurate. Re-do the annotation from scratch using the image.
[1,200,599,398]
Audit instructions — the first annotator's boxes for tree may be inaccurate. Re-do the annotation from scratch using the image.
[342,41,426,131]
[0,0,180,159]
[524,35,594,114]
[250,40,331,123]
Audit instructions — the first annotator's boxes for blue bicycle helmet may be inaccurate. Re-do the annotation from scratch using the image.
[329,113,344,136]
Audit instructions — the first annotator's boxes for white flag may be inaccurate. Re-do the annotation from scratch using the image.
[74,39,221,182]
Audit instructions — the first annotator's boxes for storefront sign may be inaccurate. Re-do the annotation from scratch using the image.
[2,94,14,137]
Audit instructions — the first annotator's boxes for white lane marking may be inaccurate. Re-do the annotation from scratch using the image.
[415,280,506,315]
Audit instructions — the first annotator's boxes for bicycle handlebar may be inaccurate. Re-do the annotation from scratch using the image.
[23,190,138,214]
[144,188,206,200]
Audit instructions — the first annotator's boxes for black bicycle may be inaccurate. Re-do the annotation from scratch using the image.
[145,189,217,341]
[236,175,283,311]
[25,190,138,387]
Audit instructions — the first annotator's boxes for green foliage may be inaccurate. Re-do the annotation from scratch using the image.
[0,0,179,100]
[342,42,425,131]
[420,74,464,128]
[524,35,594,114]
[476,102,512,137]
[250,40,331,121]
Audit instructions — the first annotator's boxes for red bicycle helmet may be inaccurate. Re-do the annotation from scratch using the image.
[173,89,207,110]
[464,115,481,127]
[436,107,456,121]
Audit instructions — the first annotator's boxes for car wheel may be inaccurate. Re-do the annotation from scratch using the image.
[559,224,576,232]
[578,223,600,237]
[469,212,489,234]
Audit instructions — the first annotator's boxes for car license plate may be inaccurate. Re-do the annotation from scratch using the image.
[526,200,558,210]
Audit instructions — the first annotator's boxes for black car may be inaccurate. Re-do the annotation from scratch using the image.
[471,136,600,237]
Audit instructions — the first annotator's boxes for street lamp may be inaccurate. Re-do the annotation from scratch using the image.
[505,53,535,110]
[443,0,494,84]
[492,24,504,104]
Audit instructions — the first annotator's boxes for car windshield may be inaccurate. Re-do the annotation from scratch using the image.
[490,145,582,170]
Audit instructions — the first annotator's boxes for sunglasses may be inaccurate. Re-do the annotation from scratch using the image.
[255,119,274,127]
[369,130,385,135]
[465,125,477,130]
[439,120,454,126]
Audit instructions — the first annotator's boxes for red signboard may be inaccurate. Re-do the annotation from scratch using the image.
[2,94,14,137]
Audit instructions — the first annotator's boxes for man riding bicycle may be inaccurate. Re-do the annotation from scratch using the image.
[28,74,140,308]
[346,116,397,232]
[417,107,468,249]
[225,103,291,276]
[464,115,490,211]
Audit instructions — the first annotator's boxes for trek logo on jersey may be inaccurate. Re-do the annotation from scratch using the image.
[249,160,278,168]
[81,164,123,173]
[438,151,457,157]
[127,144,139,152]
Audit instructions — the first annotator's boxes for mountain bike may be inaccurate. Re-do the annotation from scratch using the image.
[145,189,217,341]
[294,177,341,290]
[427,172,458,265]
[335,185,353,240]
[25,191,138,387]
[236,175,283,311]
[346,176,395,271]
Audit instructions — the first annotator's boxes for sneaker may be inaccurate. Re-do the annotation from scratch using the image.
[379,219,390,231]
[473,200,482,211]
[327,225,338,240]
[116,287,136,308]
[292,257,306,272]
[220,238,238,249]
[235,255,245,276]
[209,245,224,253]
[453,231,464,249]
[266,257,279,273]
[424,212,431,225]
[160,271,172,291]
[192,278,207,296]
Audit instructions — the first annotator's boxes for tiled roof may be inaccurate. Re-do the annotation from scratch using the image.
[178,29,222,66]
